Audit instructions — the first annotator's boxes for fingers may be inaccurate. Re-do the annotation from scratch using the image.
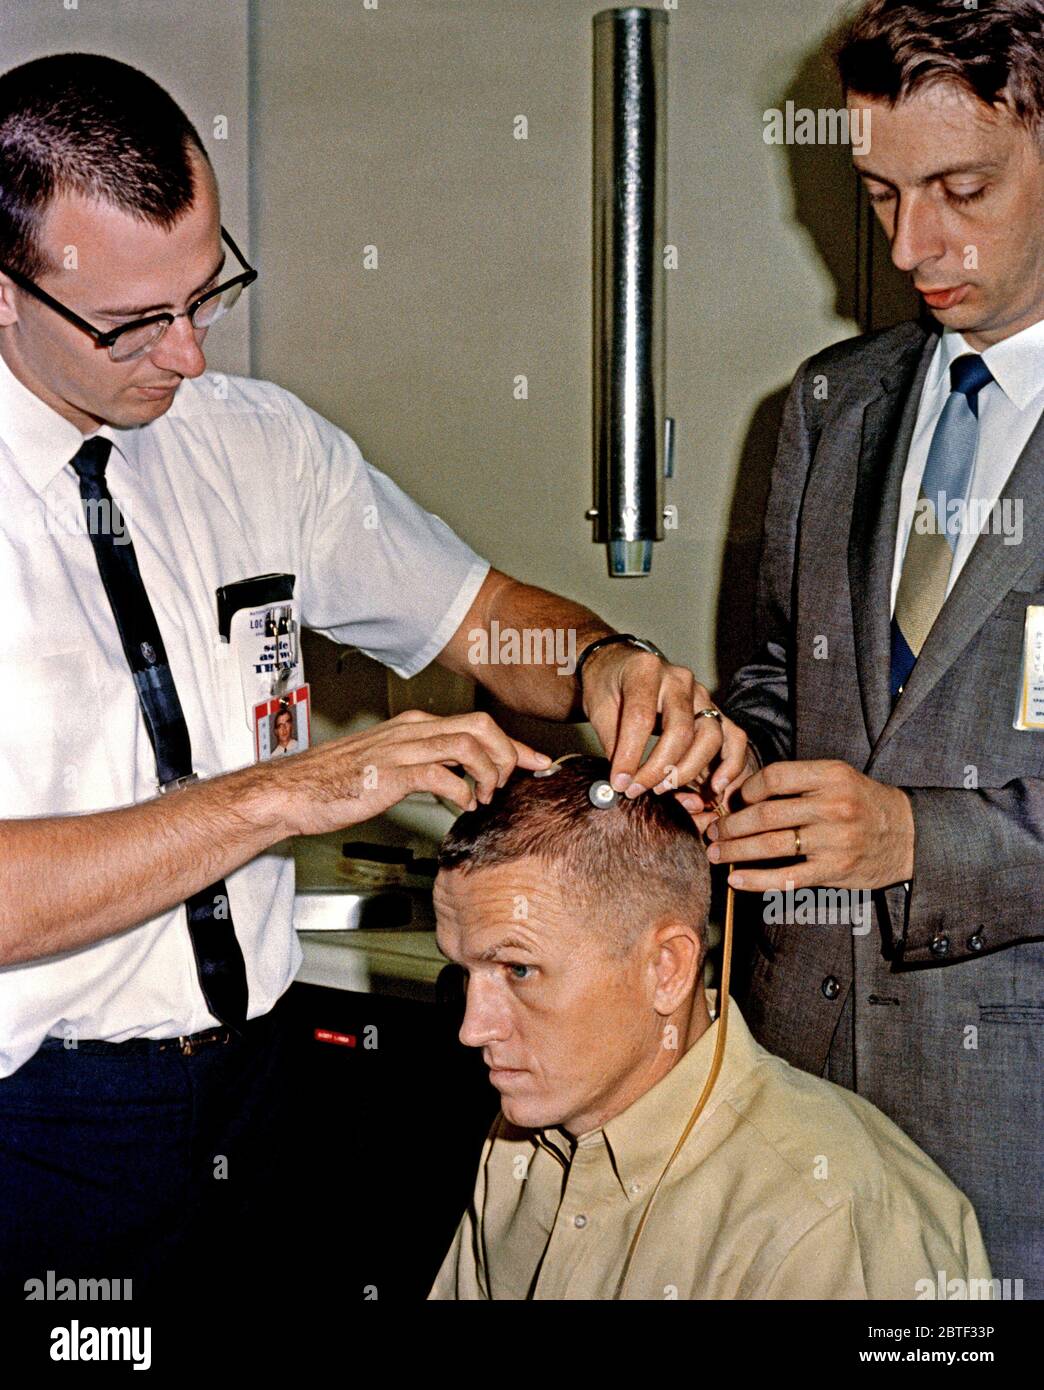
[413,763,481,814]
[610,666,724,797]
[396,729,505,805]
[605,656,663,792]
[385,711,551,799]
[725,863,823,892]
[708,794,817,844]
[738,758,839,805]
[281,710,553,837]
[508,736,555,773]
[633,690,708,796]
[709,716,750,797]
[707,825,809,866]
[642,685,724,796]
[386,708,435,725]
[689,808,719,836]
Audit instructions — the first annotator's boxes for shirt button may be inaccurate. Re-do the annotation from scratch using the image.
[573,1214,587,1229]
[821,975,841,1000]
[930,934,951,958]
[967,931,985,952]
[629,1182,642,1195]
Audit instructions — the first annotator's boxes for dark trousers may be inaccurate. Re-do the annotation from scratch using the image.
[0,997,296,1307]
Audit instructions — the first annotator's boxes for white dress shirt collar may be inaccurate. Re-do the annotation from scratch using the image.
[934,316,1044,412]
[0,343,126,493]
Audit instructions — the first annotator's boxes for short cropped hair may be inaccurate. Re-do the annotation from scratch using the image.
[437,755,711,958]
[0,52,209,280]
[834,0,1044,139]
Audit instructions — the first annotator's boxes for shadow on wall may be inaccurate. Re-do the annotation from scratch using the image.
[714,33,920,697]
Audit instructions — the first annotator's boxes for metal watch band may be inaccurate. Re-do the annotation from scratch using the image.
[574,633,668,684]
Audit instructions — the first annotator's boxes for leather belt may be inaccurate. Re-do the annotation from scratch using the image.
[41,1025,237,1057]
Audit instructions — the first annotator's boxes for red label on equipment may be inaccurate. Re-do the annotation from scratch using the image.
[313,1028,357,1048]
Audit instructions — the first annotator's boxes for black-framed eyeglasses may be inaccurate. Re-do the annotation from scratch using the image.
[0,225,257,362]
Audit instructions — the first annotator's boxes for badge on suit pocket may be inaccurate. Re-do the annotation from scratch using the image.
[1014,604,1044,730]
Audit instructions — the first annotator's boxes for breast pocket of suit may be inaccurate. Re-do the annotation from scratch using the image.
[0,648,118,813]
[974,590,1044,772]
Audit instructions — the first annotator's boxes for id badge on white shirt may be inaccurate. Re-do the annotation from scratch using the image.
[227,599,311,759]
[253,683,311,761]
[1014,604,1044,731]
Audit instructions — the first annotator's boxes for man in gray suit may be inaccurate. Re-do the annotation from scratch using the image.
[684,0,1043,1295]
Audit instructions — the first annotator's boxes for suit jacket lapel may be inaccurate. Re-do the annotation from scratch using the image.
[869,403,1044,763]
[848,328,937,749]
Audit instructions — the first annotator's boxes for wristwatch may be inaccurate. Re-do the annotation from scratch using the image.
[574,633,669,685]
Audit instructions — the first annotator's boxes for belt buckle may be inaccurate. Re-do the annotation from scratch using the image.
[177,1028,231,1055]
[158,773,199,795]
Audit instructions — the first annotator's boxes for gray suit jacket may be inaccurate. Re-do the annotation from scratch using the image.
[724,320,1044,1077]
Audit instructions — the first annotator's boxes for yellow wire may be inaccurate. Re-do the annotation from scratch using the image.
[613,811,734,1300]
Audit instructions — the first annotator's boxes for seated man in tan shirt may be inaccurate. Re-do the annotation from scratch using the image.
[428,755,991,1300]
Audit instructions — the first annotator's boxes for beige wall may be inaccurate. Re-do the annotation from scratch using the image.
[248,0,918,760]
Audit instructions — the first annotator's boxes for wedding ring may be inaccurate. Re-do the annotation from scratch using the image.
[696,707,722,722]
[793,829,802,856]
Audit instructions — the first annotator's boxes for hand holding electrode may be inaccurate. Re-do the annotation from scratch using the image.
[703,758,915,892]
[577,640,751,804]
[270,709,552,838]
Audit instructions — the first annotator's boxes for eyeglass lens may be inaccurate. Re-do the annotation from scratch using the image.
[108,281,246,361]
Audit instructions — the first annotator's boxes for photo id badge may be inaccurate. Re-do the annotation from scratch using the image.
[254,684,311,761]
[228,599,305,735]
[1014,604,1044,731]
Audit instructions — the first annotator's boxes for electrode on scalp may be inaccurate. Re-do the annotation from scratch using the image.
[587,779,619,808]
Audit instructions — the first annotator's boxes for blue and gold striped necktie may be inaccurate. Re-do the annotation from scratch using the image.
[890,352,994,700]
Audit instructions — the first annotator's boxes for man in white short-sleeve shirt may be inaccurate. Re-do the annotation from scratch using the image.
[0,53,750,1296]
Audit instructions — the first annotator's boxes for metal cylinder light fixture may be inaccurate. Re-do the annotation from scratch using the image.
[590,5,671,578]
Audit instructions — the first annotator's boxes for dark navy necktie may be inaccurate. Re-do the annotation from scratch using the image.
[70,436,248,1029]
[890,353,994,700]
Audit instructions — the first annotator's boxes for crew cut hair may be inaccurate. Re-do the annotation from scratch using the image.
[0,52,209,280]
[834,0,1044,138]
[437,754,711,956]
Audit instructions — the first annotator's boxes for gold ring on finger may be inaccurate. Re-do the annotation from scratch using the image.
[696,707,722,722]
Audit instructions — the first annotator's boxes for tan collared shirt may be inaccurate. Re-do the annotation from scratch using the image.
[429,994,991,1300]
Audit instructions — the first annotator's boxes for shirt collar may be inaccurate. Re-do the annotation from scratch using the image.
[0,345,129,494]
[936,317,1044,411]
[538,991,763,1202]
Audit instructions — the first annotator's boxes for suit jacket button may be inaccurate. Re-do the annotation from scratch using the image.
[821,975,841,1000]
[930,933,951,957]
[967,932,985,952]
